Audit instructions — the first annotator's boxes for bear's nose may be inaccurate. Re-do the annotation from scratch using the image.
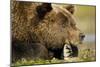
[79,33,85,40]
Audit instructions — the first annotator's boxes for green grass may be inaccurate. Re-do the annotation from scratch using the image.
[12,48,96,66]
[79,49,96,62]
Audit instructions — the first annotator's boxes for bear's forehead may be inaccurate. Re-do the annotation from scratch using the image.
[28,3,76,26]
[51,5,76,25]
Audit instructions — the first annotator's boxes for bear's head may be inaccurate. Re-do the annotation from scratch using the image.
[12,2,85,60]
[29,3,85,48]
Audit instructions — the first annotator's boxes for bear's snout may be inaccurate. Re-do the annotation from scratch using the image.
[79,33,85,41]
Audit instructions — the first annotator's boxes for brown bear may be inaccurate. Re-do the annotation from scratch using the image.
[11,1,85,63]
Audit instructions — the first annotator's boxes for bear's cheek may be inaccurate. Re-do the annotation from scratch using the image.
[67,30,80,44]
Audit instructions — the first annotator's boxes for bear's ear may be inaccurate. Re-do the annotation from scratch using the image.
[65,5,75,14]
[36,3,52,19]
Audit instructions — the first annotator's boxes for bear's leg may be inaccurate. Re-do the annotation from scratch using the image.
[31,43,49,60]
[12,41,49,63]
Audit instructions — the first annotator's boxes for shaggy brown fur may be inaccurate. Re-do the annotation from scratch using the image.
[11,1,85,62]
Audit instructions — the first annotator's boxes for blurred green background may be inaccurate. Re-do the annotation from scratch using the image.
[75,5,96,34]
[74,5,96,62]
[74,5,96,47]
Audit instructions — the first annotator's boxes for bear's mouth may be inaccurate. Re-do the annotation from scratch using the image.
[63,38,85,59]
[79,40,84,44]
